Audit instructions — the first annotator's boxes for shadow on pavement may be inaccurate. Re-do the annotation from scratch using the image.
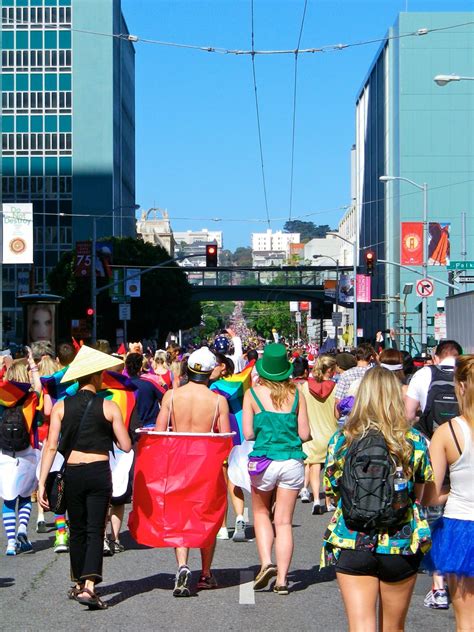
[288,566,336,592]
[100,572,176,606]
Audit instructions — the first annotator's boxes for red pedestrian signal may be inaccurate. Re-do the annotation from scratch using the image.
[205,244,218,267]
[86,307,95,317]
[365,251,376,276]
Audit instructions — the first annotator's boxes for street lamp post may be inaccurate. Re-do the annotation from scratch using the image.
[433,74,474,86]
[326,230,358,346]
[379,175,428,353]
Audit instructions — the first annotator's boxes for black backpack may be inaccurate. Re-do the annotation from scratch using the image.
[0,403,31,455]
[339,432,407,532]
[415,365,459,440]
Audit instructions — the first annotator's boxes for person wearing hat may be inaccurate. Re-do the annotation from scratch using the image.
[242,343,310,595]
[155,346,230,597]
[38,345,132,610]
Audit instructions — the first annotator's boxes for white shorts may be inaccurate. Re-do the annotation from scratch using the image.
[250,458,304,492]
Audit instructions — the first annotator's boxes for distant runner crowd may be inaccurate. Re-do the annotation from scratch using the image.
[0,330,472,630]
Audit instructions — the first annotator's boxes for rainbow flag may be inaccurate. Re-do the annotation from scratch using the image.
[0,381,40,448]
[210,361,255,445]
[98,371,137,430]
[0,380,31,407]
[40,367,79,405]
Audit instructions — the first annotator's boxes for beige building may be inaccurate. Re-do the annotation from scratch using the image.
[136,208,175,255]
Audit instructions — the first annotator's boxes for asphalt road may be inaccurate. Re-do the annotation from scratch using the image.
[1,500,455,631]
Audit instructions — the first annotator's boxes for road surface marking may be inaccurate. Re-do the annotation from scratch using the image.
[239,571,255,605]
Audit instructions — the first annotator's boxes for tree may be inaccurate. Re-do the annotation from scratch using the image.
[48,237,202,346]
[232,246,253,266]
[242,301,296,340]
[283,220,332,243]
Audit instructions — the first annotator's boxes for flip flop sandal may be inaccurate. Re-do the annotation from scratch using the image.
[273,584,289,595]
[67,585,84,600]
[253,564,277,590]
[76,588,108,610]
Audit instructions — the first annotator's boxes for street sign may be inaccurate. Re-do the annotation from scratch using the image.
[447,260,474,270]
[459,276,474,283]
[111,295,131,303]
[295,311,302,323]
[434,312,447,341]
[416,278,434,297]
[118,303,131,321]
[332,312,343,326]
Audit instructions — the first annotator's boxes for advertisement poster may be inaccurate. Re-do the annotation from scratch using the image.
[2,203,33,264]
[27,303,55,345]
[356,274,371,303]
[74,240,113,278]
[401,222,423,265]
[324,278,354,305]
[429,222,450,266]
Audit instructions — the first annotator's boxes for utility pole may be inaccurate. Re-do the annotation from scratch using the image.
[421,183,428,353]
[91,217,97,343]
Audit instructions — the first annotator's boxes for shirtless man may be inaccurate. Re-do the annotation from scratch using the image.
[155,347,230,597]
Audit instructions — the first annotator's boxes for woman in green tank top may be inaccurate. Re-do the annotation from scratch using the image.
[242,344,310,595]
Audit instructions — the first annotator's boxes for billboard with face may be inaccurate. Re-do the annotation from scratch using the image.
[27,303,56,345]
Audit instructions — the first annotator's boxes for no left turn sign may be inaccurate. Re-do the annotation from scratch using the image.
[416,278,434,297]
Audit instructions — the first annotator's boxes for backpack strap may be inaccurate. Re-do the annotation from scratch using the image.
[448,419,463,457]
[290,390,299,413]
[250,387,265,412]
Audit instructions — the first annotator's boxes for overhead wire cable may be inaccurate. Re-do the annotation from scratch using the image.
[288,0,309,221]
[250,0,271,228]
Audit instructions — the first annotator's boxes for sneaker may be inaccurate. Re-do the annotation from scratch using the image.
[36,521,47,534]
[300,488,311,503]
[54,531,69,554]
[312,504,324,515]
[5,541,17,556]
[196,573,218,590]
[173,565,191,597]
[103,538,115,557]
[326,502,336,512]
[216,527,229,540]
[110,540,125,554]
[17,533,33,554]
[233,517,247,542]
[424,588,449,610]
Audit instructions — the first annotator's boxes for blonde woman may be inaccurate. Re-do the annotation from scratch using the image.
[243,344,310,595]
[322,367,433,632]
[300,355,338,514]
[423,355,474,632]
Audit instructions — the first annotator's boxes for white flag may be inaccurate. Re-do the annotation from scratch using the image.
[2,203,33,264]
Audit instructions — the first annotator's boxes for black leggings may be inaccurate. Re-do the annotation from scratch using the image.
[64,461,112,584]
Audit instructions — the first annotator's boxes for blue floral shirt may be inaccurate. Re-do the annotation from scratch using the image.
[321,428,434,567]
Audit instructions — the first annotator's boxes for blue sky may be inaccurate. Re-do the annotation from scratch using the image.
[121,0,473,251]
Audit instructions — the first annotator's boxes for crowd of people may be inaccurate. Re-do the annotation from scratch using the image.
[0,328,472,630]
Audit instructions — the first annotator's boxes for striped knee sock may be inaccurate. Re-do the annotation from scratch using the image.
[17,496,32,535]
[55,514,66,535]
[2,499,17,544]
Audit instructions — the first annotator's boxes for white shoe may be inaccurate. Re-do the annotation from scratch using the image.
[300,488,311,503]
[216,527,229,540]
[233,517,247,542]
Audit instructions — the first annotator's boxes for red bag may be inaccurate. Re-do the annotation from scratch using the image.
[128,432,232,548]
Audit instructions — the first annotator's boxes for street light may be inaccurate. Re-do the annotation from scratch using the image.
[325,231,358,346]
[433,74,474,86]
[379,175,428,353]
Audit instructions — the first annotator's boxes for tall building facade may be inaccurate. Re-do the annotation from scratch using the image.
[355,13,474,348]
[1,0,135,340]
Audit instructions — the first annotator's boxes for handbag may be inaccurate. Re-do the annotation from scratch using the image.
[45,396,95,514]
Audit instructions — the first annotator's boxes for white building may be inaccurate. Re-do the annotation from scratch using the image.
[251,229,300,267]
[174,229,223,248]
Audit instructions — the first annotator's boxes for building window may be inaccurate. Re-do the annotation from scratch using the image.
[2,50,15,68]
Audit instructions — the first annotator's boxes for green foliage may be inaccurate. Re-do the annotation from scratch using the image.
[242,301,296,339]
[283,220,332,243]
[232,246,253,266]
[48,237,201,345]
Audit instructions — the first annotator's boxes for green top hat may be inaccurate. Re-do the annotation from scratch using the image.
[256,343,292,382]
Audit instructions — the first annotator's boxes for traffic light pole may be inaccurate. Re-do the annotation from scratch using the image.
[421,183,428,353]
[91,217,97,343]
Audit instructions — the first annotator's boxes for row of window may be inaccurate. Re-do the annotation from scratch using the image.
[2,133,72,154]
[2,91,72,111]
[2,176,72,196]
[2,49,71,70]
[34,225,73,246]
[2,7,71,27]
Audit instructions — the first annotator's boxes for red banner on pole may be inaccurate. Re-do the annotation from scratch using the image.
[356,274,371,303]
[401,222,423,265]
[128,432,232,548]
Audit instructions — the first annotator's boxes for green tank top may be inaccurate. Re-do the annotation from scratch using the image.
[249,387,306,461]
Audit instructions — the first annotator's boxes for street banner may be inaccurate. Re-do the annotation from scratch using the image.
[74,240,113,277]
[401,222,423,265]
[289,301,299,312]
[324,279,337,300]
[125,268,141,297]
[429,222,450,266]
[356,274,371,303]
[338,275,354,305]
[109,269,124,297]
[128,431,233,548]
[2,203,33,264]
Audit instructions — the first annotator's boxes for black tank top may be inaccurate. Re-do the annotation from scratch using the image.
[59,390,113,456]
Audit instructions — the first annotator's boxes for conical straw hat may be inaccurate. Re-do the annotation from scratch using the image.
[60,345,124,383]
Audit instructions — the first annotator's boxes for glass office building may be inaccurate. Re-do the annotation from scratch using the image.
[1,0,135,340]
[355,13,474,350]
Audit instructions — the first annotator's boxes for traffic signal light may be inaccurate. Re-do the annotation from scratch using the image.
[86,307,95,317]
[205,244,218,267]
[365,251,376,276]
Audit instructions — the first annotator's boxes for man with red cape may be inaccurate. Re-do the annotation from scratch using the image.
[128,347,231,597]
